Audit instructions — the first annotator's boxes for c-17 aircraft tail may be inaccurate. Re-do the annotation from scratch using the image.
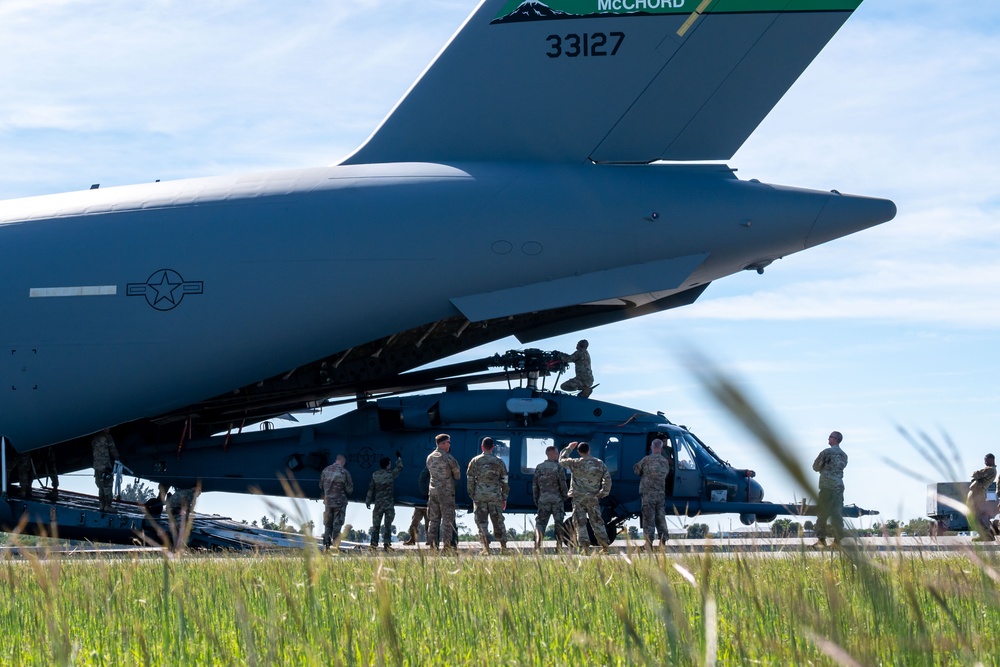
[345,0,862,165]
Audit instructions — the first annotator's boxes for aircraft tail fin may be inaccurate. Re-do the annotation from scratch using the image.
[342,0,862,165]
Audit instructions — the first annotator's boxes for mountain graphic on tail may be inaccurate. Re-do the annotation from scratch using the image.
[492,0,570,23]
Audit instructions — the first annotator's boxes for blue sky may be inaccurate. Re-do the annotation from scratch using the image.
[2,0,998,535]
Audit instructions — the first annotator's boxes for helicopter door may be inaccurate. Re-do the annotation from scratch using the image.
[668,433,701,497]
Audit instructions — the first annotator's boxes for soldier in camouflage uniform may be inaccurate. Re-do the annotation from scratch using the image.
[405,465,430,545]
[467,437,510,552]
[44,447,59,501]
[426,433,461,550]
[165,486,200,521]
[92,428,120,512]
[559,339,594,398]
[366,452,404,550]
[812,431,849,547]
[533,445,568,550]
[320,454,353,550]
[633,438,671,550]
[559,441,612,549]
[14,453,34,499]
[968,453,997,542]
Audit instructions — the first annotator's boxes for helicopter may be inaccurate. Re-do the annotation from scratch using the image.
[104,348,875,542]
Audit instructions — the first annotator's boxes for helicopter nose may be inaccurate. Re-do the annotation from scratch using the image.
[805,192,896,249]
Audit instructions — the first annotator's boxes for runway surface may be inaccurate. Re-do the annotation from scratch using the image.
[2,535,996,559]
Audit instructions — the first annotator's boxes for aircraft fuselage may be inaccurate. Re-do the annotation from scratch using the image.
[0,161,894,450]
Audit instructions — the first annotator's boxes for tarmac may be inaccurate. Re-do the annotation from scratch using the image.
[3,535,997,559]
[341,535,998,555]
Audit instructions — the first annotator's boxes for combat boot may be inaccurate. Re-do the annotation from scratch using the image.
[579,386,593,399]
[403,534,416,545]
[383,543,393,552]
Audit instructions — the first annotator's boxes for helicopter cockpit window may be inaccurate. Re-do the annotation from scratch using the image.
[670,434,698,471]
[492,437,512,471]
[521,436,554,473]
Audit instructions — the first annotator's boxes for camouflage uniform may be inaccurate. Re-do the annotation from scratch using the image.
[533,459,568,548]
[366,457,403,548]
[45,447,59,499]
[426,448,461,548]
[14,453,33,499]
[633,452,671,544]
[559,447,612,547]
[405,466,431,545]
[92,431,120,512]
[467,451,510,549]
[320,462,353,548]
[166,488,198,520]
[812,445,849,542]
[967,463,997,539]
[560,347,593,396]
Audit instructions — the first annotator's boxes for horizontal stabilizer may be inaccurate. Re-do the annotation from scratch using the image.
[343,0,861,165]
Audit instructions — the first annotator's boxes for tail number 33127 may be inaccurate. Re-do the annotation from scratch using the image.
[546,32,624,58]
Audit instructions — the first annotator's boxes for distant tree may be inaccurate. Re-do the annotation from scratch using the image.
[120,479,156,503]
[687,523,710,539]
[771,519,802,538]
[771,518,792,537]
[903,518,933,536]
[883,519,901,536]
[803,520,814,532]
[345,527,369,542]
[628,526,640,541]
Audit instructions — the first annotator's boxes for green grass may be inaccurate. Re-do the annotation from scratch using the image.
[1,546,998,666]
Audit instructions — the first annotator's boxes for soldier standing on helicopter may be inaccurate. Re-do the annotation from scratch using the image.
[559,340,594,398]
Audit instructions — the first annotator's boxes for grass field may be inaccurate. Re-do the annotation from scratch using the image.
[2,543,998,666]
